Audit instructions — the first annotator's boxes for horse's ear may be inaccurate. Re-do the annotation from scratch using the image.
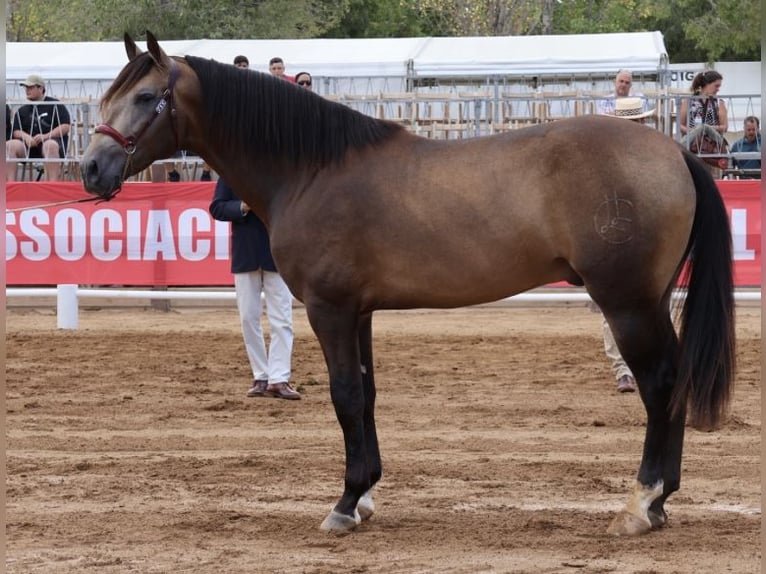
[146,31,172,71]
[124,33,143,61]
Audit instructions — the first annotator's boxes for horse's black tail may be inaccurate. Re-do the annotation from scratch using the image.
[671,152,736,430]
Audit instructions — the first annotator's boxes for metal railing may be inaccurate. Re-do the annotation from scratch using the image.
[7,92,761,181]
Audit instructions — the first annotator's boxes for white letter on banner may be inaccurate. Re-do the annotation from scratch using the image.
[6,212,17,260]
[54,209,87,261]
[126,210,142,261]
[19,210,51,261]
[143,210,177,261]
[213,220,230,260]
[178,208,210,261]
[91,209,123,261]
[731,209,755,261]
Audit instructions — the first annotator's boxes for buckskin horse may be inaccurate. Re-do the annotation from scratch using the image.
[81,33,735,536]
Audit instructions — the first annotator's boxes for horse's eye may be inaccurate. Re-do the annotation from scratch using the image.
[135,92,157,104]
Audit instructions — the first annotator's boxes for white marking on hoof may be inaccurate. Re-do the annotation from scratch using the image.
[607,480,663,536]
[319,509,361,533]
[357,489,375,521]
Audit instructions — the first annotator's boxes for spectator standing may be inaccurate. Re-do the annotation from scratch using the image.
[269,57,295,82]
[294,72,313,91]
[679,70,728,176]
[209,179,300,400]
[679,70,728,139]
[729,116,761,178]
[7,74,71,181]
[597,70,645,116]
[233,55,249,69]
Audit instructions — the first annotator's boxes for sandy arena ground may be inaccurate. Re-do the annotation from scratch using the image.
[5,302,761,573]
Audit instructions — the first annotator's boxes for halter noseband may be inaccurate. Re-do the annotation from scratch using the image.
[95,58,180,156]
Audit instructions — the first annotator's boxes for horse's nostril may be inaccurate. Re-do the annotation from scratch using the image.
[81,159,100,187]
[85,159,98,178]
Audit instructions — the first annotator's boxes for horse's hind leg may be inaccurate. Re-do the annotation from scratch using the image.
[304,301,377,532]
[600,303,684,535]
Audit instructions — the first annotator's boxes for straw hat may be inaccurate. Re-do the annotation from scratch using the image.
[613,97,655,120]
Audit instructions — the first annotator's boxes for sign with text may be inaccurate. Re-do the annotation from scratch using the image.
[6,180,762,287]
[7,183,233,285]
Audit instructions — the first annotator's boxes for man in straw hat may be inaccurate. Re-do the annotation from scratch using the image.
[7,73,71,181]
[597,69,646,115]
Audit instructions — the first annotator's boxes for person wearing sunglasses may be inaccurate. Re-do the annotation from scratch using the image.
[295,72,312,91]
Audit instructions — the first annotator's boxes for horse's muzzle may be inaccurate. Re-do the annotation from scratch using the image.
[80,157,123,198]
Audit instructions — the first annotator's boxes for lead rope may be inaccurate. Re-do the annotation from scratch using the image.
[6,193,119,213]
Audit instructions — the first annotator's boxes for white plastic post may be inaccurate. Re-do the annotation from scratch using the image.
[57,284,79,329]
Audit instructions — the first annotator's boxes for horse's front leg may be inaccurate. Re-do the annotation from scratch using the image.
[305,301,371,532]
[356,312,380,522]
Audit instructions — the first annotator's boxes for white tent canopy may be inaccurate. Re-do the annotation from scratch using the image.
[412,32,668,77]
[7,37,428,81]
[7,31,667,99]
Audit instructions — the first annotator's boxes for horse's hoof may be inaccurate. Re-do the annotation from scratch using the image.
[357,490,375,521]
[648,507,668,529]
[607,509,653,536]
[319,509,361,533]
[607,480,663,536]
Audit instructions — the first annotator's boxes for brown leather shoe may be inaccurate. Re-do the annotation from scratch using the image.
[616,375,637,393]
[265,382,301,400]
[246,380,268,397]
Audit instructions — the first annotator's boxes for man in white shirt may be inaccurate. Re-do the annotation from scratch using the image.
[597,69,645,116]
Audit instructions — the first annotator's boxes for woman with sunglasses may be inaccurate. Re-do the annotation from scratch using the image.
[295,72,312,91]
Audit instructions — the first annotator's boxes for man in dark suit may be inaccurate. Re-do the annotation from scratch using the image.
[209,179,300,400]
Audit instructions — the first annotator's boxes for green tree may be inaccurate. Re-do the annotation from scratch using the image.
[550,0,760,62]
[7,0,760,62]
[409,0,560,36]
[667,0,760,62]
[323,0,425,38]
[405,0,759,61]
[7,0,54,41]
[551,0,656,34]
[7,0,351,42]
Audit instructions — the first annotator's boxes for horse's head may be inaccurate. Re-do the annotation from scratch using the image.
[81,32,194,197]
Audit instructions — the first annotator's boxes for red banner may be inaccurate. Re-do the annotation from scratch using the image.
[5,180,762,287]
[6,182,232,285]
[724,180,761,286]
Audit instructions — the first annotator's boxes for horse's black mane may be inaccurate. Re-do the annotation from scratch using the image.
[103,52,403,167]
[185,55,402,167]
